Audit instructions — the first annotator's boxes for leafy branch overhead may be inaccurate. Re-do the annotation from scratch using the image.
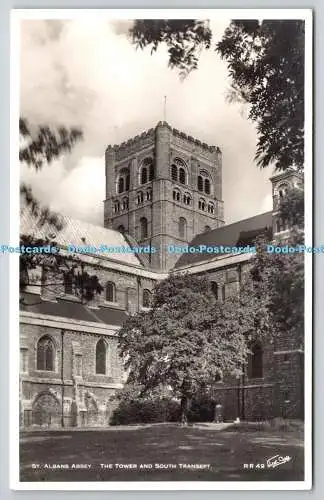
[19,117,102,305]
[130,19,305,171]
[19,118,83,171]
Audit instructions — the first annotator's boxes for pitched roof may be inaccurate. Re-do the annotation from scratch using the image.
[20,208,144,267]
[174,211,273,269]
[20,292,128,327]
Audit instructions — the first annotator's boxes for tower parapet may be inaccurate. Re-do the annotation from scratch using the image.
[104,122,224,271]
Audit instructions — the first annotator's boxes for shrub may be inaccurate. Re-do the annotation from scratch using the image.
[110,397,180,425]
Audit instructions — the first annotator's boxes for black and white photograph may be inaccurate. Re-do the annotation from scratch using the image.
[11,9,312,490]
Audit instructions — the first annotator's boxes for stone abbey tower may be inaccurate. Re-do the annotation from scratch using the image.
[104,121,224,271]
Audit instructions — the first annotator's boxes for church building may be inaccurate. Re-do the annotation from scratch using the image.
[19,121,304,428]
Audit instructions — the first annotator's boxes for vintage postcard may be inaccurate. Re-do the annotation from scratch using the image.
[10,8,312,490]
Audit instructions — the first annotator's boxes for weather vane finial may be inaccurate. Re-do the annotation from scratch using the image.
[163,95,167,123]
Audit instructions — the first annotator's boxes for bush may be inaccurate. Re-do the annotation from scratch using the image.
[110,397,180,425]
[110,394,217,425]
[188,396,215,422]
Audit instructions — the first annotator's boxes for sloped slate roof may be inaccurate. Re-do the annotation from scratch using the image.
[20,208,144,267]
[174,211,273,268]
[20,293,128,327]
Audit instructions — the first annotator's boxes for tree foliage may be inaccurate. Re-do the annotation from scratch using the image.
[20,117,83,171]
[130,20,212,78]
[118,273,250,423]
[130,19,305,171]
[19,117,103,304]
[20,234,104,304]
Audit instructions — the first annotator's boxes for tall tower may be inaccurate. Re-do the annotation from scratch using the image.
[270,169,304,238]
[104,121,224,271]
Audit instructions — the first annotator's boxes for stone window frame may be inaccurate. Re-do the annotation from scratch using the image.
[105,281,116,303]
[113,200,120,214]
[136,191,144,205]
[178,217,187,240]
[139,157,154,186]
[94,338,112,377]
[198,198,206,211]
[142,288,152,308]
[183,192,192,205]
[276,182,290,198]
[197,169,213,195]
[170,157,188,185]
[172,188,181,202]
[140,217,148,240]
[146,188,153,201]
[122,197,129,211]
[35,334,58,373]
[116,167,130,194]
[95,338,108,375]
[207,201,215,214]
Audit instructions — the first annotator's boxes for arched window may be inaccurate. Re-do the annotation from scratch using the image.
[122,197,129,210]
[146,189,152,201]
[64,272,73,294]
[179,167,186,184]
[143,289,151,308]
[178,217,187,239]
[277,183,289,198]
[96,339,107,375]
[183,193,191,205]
[211,282,219,300]
[140,158,154,184]
[198,170,212,195]
[117,177,124,194]
[106,281,116,302]
[116,168,130,194]
[204,225,211,232]
[117,224,125,233]
[140,167,148,185]
[248,342,263,379]
[171,164,178,181]
[171,158,187,184]
[173,189,180,202]
[37,335,55,371]
[198,198,206,211]
[140,217,148,239]
[114,201,120,213]
[208,202,214,214]
[136,191,144,205]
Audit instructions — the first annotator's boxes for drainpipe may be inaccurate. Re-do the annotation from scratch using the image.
[61,329,65,428]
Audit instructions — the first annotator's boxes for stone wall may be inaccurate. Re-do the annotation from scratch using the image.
[20,322,124,428]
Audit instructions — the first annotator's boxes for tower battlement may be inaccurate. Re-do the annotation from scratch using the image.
[104,122,224,271]
[106,122,221,163]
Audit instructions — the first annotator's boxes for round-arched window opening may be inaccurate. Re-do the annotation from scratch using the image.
[116,168,130,194]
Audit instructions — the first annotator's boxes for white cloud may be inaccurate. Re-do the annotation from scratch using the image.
[20,18,274,226]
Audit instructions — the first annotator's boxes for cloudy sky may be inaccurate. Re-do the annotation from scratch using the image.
[20,18,274,226]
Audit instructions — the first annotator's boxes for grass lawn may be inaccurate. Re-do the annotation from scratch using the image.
[19,422,304,482]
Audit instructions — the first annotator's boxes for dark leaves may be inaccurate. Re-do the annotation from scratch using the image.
[19,117,83,171]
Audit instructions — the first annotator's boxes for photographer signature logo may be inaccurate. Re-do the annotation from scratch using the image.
[266,455,292,468]
[243,454,292,470]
